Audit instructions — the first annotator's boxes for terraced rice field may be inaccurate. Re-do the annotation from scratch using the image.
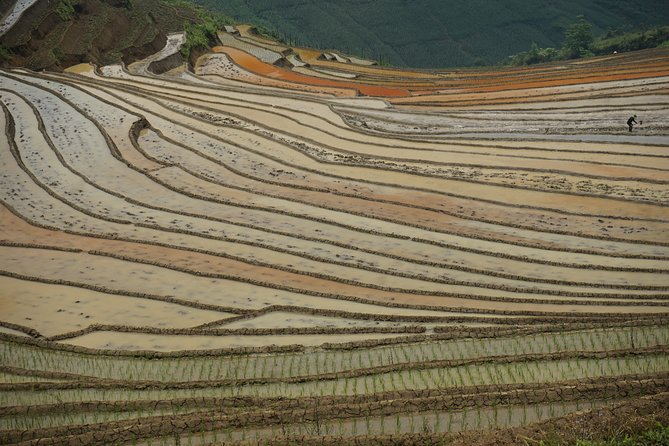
[1,30,668,445]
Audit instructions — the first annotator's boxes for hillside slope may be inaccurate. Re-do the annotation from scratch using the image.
[0,0,203,70]
[198,0,669,67]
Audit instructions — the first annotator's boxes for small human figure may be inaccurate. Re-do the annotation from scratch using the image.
[627,115,637,132]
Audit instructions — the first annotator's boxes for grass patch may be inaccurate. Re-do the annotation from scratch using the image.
[580,423,669,445]
[526,422,669,445]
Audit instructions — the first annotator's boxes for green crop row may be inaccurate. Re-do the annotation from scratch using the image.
[1,326,665,384]
[166,399,613,443]
[0,406,205,432]
[2,355,667,408]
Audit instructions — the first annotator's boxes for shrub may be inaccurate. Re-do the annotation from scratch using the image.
[55,0,75,21]
[52,47,64,63]
[0,44,11,64]
[507,43,559,66]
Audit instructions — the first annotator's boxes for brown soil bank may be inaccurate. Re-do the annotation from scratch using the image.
[243,392,669,446]
[0,0,201,70]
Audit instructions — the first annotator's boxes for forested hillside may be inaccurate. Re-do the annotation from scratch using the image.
[197,0,669,67]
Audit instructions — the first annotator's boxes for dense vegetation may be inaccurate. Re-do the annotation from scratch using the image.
[507,19,669,66]
[194,0,669,68]
[594,26,669,54]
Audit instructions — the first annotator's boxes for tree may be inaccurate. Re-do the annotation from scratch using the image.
[562,15,594,59]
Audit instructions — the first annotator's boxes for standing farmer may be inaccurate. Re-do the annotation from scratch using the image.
[627,115,637,132]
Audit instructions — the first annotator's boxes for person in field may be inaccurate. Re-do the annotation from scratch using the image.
[627,115,637,132]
